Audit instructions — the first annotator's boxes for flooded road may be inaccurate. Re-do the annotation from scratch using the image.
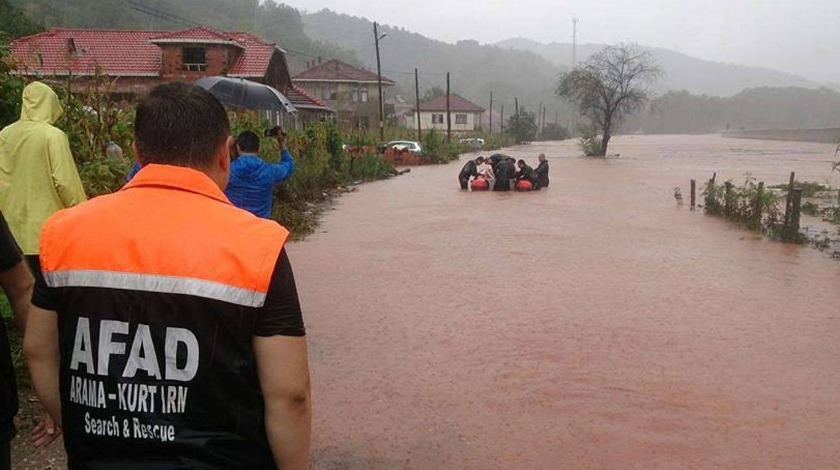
[289,135,840,469]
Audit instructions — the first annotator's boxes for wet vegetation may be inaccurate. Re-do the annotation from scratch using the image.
[703,174,840,256]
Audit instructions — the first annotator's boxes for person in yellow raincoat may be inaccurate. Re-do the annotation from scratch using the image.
[0,81,86,271]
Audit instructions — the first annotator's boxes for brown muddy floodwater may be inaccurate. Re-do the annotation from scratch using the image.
[289,135,840,469]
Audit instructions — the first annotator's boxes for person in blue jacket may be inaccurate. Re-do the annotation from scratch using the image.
[226,129,295,219]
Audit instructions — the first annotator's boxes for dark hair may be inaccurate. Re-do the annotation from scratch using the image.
[134,82,230,167]
[476,156,485,163]
[236,131,261,153]
[517,159,525,165]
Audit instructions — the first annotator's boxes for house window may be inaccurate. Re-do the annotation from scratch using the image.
[321,85,337,100]
[182,47,207,71]
[432,113,444,124]
[455,113,468,125]
[352,88,369,103]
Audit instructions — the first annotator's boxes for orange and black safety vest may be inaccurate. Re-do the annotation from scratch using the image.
[38,164,290,468]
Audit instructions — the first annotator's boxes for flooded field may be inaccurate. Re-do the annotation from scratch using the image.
[291,135,840,469]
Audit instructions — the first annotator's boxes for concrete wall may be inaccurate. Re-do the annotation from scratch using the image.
[723,128,840,144]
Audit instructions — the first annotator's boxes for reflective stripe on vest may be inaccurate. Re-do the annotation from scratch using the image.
[39,164,288,306]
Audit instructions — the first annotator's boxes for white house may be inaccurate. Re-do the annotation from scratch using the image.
[410,94,485,132]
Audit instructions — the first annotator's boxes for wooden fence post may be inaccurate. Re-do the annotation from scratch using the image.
[752,181,764,230]
[724,182,733,218]
[783,171,795,228]
[784,188,803,242]
[690,179,696,208]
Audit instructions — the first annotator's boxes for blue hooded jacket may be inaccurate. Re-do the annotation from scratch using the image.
[225,150,295,218]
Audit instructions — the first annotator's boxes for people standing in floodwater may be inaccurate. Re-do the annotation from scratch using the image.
[516,159,539,190]
[492,157,515,191]
[534,153,549,189]
[458,156,485,190]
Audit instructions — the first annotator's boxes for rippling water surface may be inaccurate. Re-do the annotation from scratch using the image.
[289,135,840,469]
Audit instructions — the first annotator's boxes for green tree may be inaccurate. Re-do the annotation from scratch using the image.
[422,86,445,101]
[1,0,43,39]
[557,44,661,156]
[506,108,537,144]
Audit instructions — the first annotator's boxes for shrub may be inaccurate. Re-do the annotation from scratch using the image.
[578,135,603,157]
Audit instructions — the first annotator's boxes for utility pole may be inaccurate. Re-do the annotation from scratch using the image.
[446,72,451,143]
[414,68,422,141]
[538,102,543,133]
[572,17,579,68]
[571,17,579,136]
[374,21,385,142]
[489,91,493,134]
[500,104,505,133]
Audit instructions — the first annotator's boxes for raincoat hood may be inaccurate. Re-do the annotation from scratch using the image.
[20,82,63,124]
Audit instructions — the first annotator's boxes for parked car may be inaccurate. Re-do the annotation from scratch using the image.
[384,140,423,154]
[459,137,485,148]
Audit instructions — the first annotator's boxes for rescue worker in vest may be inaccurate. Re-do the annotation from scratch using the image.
[516,159,539,190]
[0,81,87,276]
[0,211,60,470]
[458,156,485,190]
[535,153,550,189]
[24,83,311,470]
[226,129,295,218]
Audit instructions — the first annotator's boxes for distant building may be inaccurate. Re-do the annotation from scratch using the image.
[286,84,335,124]
[293,58,395,130]
[10,26,293,98]
[411,94,485,133]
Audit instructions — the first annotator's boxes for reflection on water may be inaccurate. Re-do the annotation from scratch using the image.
[290,135,840,469]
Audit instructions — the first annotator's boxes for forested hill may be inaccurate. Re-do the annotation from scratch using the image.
[5,0,359,71]
[624,87,840,134]
[495,38,822,97]
[301,9,566,120]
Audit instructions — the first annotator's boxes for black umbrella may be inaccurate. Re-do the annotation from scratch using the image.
[194,76,296,113]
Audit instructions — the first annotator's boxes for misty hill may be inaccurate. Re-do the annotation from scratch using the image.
[622,86,840,134]
[495,38,822,97]
[301,9,568,120]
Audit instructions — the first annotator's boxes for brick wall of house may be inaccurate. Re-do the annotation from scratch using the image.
[159,44,237,80]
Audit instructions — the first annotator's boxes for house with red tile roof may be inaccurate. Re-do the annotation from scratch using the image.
[9,26,292,97]
[286,84,334,123]
[411,94,486,132]
[293,58,395,130]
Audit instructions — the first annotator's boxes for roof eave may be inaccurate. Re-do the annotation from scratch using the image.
[150,38,243,48]
[293,78,395,85]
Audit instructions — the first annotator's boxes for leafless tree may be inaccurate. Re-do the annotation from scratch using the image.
[557,44,661,156]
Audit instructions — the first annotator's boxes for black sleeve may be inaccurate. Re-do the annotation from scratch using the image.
[254,248,305,337]
[0,211,22,271]
[30,255,59,311]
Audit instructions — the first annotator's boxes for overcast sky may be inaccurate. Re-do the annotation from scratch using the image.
[290,0,840,84]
